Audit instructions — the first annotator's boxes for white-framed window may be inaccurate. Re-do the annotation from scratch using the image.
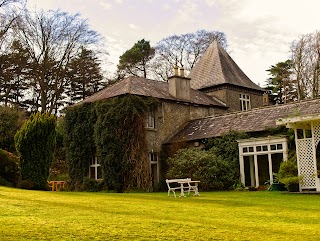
[238,137,288,188]
[149,152,159,184]
[89,157,102,180]
[146,111,155,129]
[240,94,251,111]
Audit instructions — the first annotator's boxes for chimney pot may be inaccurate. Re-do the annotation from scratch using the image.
[180,67,185,77]
[173,66,178,76]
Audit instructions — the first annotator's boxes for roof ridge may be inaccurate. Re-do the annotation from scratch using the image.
[188,99,320,122]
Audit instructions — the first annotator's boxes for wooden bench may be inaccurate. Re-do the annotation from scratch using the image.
[48,181,66,191]
[166,178,200,198]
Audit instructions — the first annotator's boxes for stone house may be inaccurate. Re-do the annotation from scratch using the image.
[79,40,320,191]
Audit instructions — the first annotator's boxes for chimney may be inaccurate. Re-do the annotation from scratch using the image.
[168,67,191,100]
[263,92,269,106]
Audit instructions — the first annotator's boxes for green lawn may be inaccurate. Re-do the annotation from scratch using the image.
[1,187,320,240]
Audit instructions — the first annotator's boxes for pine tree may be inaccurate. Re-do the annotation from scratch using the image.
[66,47,104,104]
[266,60,296,104]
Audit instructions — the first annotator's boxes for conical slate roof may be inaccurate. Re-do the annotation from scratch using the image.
[188,40,264,92]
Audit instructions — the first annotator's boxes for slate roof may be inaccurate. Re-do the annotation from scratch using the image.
[165,98,320,143]
[188,40,264,92]
[79,76,227,108]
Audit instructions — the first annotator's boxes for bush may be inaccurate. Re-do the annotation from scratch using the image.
[80,177,104,192]
[278,157,302,190]
[205,130,249,180]
[0,106,26,152]
[166,148,237,190]
[15,112,56,190]
[0,149,19,186]
[50,118,68,180]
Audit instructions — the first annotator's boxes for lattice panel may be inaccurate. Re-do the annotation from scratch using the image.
[297,139,317,188]
[313,121,320,147]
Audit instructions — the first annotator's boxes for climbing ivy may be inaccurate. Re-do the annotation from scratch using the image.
[64,95,158,192]
[94,95,157,192]
[15,112,56,190]
[64,102,96,190]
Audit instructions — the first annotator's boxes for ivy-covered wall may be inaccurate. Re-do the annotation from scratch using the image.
[64,95,157,192]
[64,102,96,190]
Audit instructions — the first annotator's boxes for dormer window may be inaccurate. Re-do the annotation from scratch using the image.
[146,111,155,129]
[240,94,251,111]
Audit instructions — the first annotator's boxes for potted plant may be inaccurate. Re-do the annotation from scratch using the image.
[278,158,303,192]
[267,173,286,191]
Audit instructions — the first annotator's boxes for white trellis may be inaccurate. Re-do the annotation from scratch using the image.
[277,116,320,192]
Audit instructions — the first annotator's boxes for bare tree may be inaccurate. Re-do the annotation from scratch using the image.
[0,0,25,49]
[291,31,320,100]
[151,29,227,81]
[13,9,102,114]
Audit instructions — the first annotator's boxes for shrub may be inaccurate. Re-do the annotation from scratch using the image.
[50,118,68,180]
[15,112,56,190]
[0,149,19,186]
[0,106,26,152]
[80,177,104,192]
[205,130,249,180]
[166,148,237,190]
[277,156,302,190]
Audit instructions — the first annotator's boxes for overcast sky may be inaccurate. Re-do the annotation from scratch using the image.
[27,0,320,86]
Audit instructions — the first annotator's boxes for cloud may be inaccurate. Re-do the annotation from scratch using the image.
[129,23,139,30]
[99,1,112,10]
[162,3,170,11]
[204,0,216,6]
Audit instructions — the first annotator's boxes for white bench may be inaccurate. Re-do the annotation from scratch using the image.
[166,178,200,198]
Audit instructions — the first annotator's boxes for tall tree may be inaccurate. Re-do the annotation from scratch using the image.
[0,40,30,107]
[266,60,295,104]
[13,9,101,114]
[0,0,25,49]
[290,31,320,100]
[117,39,155,79]
[151,29,227,81]
[66,46,104,104]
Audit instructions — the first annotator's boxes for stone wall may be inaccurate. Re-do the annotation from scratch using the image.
[145,101,217,153]
[206,88,263,112]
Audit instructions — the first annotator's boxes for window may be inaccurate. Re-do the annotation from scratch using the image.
[89,157,102,180]
[149,152,159,184]
[149,152,158,164]
[146,111,155,129]
[240,94,251,111]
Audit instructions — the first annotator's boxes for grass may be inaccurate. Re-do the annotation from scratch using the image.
[1,187,320,240]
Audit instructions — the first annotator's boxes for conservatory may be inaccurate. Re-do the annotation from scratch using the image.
[238,136,289,188]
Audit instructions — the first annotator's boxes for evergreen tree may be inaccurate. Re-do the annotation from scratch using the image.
[15,112,56,190]
[117,39,155,79]
[66,47,104,104]
[266,60,295,104]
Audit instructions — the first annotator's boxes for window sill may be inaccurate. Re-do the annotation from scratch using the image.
[145,127,157,131]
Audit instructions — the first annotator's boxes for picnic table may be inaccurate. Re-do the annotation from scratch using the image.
[166,178,200,198]
[178,180,200,197]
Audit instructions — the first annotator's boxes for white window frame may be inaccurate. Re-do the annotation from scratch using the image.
[146,111,155,129]
[149,152,159,183]
[89,157,102,180]
[238,137,288,187]
[240,94,251,111]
